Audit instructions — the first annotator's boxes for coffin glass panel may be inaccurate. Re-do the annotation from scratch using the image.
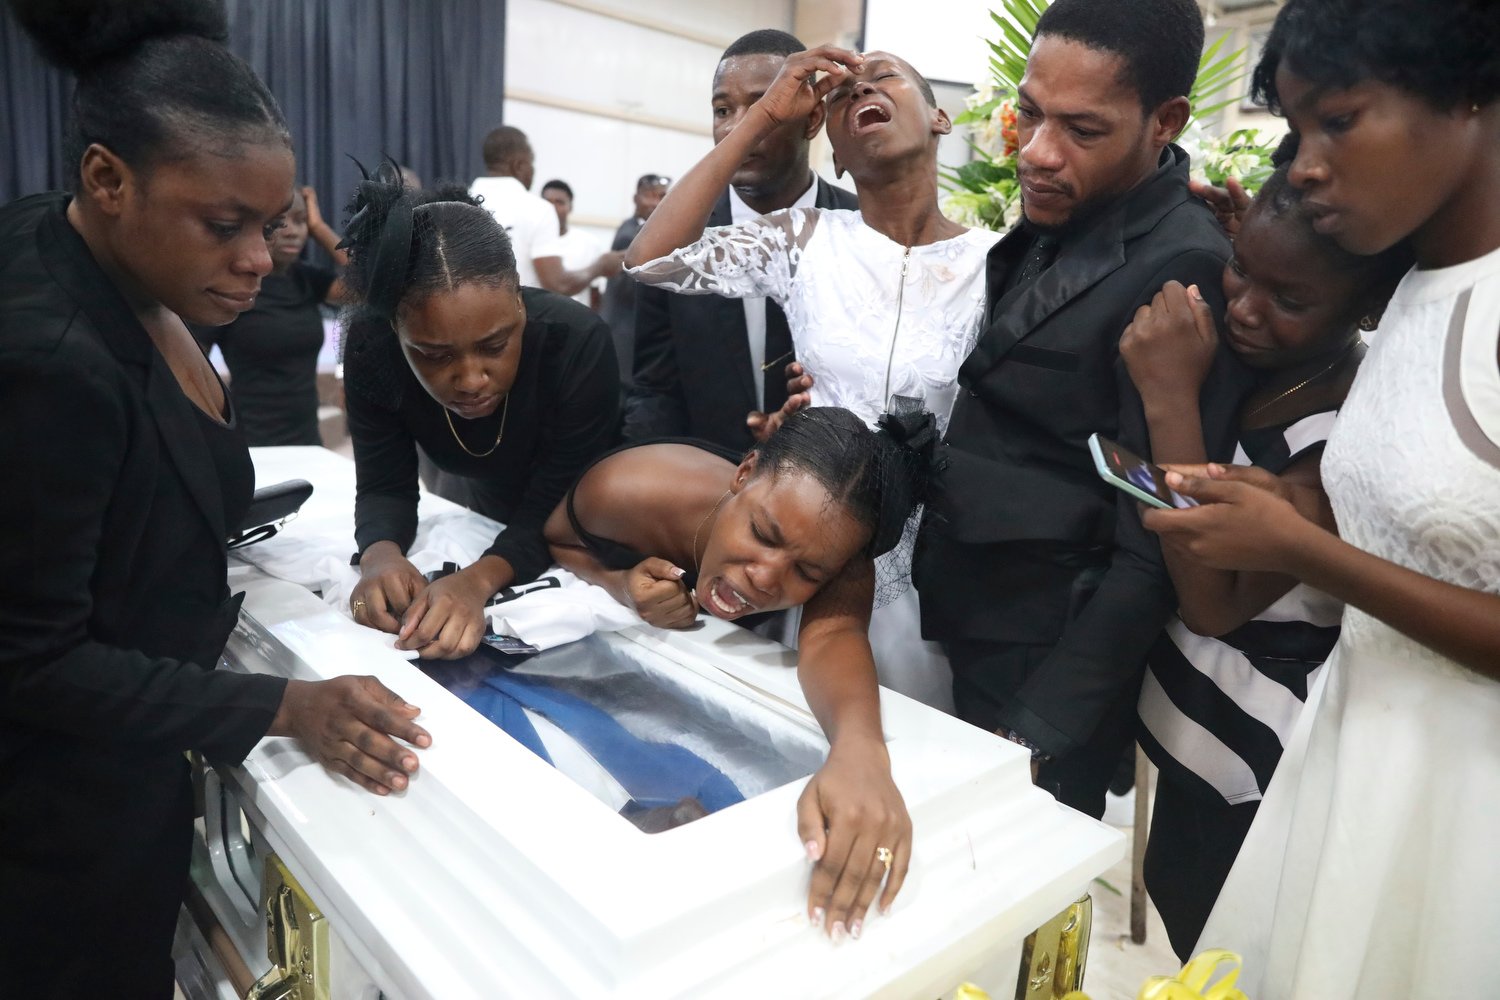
[424,633,825,831]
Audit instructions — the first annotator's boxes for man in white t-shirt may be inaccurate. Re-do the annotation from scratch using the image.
[469,126,620,296]
[541,179,605,312]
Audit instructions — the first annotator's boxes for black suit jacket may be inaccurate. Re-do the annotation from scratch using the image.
[601,215,645,380]
[624,176,860,452]
[915,147,1252,756]
[0,194,287,990]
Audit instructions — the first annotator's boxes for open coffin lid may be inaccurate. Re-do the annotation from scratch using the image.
[211,572,1123,999]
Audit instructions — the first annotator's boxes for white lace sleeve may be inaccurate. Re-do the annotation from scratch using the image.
[624,207,820,302]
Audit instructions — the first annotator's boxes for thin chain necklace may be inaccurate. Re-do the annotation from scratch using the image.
[692,489,732,574]
[444,395,510,457]
[1246,341,1358,420]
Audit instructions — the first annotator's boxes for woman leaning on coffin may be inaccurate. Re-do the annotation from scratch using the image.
[545,405,939,941]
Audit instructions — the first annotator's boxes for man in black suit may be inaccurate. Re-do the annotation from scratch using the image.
[601,172,670,382]
[623,29,859,453]
[915,0,1251,817]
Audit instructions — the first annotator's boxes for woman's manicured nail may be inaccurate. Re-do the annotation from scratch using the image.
[805,839,822,862]
[810,907,824,929]
[832,921,847,943]
[850,919,863,940]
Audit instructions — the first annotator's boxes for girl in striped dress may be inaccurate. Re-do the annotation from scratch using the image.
[1116,162,1410,957]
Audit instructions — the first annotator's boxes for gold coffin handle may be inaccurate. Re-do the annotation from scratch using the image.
[1014,894,1093,999]
[245,854,330,1000]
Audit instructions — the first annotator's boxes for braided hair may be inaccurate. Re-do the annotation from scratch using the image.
[748,406,940,560]
[338,160,520,406]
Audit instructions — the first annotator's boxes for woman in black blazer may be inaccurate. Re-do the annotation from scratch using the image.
[0,3,430,996]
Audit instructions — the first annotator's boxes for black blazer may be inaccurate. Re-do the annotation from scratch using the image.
[0,195,288,989]
[915,147,1253,756]
[624,176,859,453]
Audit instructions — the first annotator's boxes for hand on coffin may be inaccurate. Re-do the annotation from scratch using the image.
[351,542,425,633]
[746,363,814,444]
[798,739,911,941]
[270,676,430,796]
[397,566,494,659]
[626,557,699,629]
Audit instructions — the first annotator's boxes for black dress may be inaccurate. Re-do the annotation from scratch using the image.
[195,260,334,446]
[0,193,287,999]
[563,437,741,591]
[345,286,620,583]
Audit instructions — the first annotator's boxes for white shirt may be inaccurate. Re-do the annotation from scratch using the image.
[468,175,565,288]
[555,227,605,307]
[628,207,1001,433]
[727,178,820,408]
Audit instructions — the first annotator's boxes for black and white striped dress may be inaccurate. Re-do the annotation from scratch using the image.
[1139,406,1343,806]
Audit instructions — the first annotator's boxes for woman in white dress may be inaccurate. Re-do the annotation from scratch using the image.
[624,46,1001,712]
[1138,2,1500,996]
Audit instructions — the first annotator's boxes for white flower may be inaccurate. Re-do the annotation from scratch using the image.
[942,191,981,229]
[1002,197,1023,228]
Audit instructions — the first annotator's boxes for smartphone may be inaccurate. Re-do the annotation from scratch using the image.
[1087,434,1198,510]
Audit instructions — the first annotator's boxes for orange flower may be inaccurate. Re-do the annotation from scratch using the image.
[998,101,1019,158]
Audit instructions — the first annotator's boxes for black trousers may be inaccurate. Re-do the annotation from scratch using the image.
[1144,772,1260,961]
[945,639,1138,820]
[0,742,192,999]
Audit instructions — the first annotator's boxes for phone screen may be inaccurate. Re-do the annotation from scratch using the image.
[1091,435,1198,510]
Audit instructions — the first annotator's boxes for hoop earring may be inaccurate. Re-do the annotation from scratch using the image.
[1358,315,1378,332]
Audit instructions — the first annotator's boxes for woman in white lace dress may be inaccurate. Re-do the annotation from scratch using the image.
[1139,2,1500,996]
[624,46,1001,712]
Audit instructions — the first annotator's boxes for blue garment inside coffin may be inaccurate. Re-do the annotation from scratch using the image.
[459,669,745,812]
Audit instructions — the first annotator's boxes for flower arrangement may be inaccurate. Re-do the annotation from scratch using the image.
[942,0,1261,231]
[1178,124,1279,191]
[944,84,1026,229]
[954,948,1250,1000]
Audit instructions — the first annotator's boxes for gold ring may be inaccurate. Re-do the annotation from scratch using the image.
[875,846,893,874]
[352,600,366,616]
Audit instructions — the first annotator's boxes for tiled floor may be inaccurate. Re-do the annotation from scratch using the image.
[1079,769,1182,999]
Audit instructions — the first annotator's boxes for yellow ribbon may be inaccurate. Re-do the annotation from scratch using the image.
[954,948,1251,1000]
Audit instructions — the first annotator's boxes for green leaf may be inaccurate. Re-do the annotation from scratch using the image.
[957,159,1012,188]
[955,95,1002,126]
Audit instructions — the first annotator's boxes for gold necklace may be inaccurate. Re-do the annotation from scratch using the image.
[1246,341,1357,420]
[692,489,732,574]
[444,395,510,457]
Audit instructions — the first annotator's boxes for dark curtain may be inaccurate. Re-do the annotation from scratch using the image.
[1,0,507,225]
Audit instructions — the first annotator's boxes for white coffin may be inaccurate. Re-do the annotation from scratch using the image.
[183,447,1124,999]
